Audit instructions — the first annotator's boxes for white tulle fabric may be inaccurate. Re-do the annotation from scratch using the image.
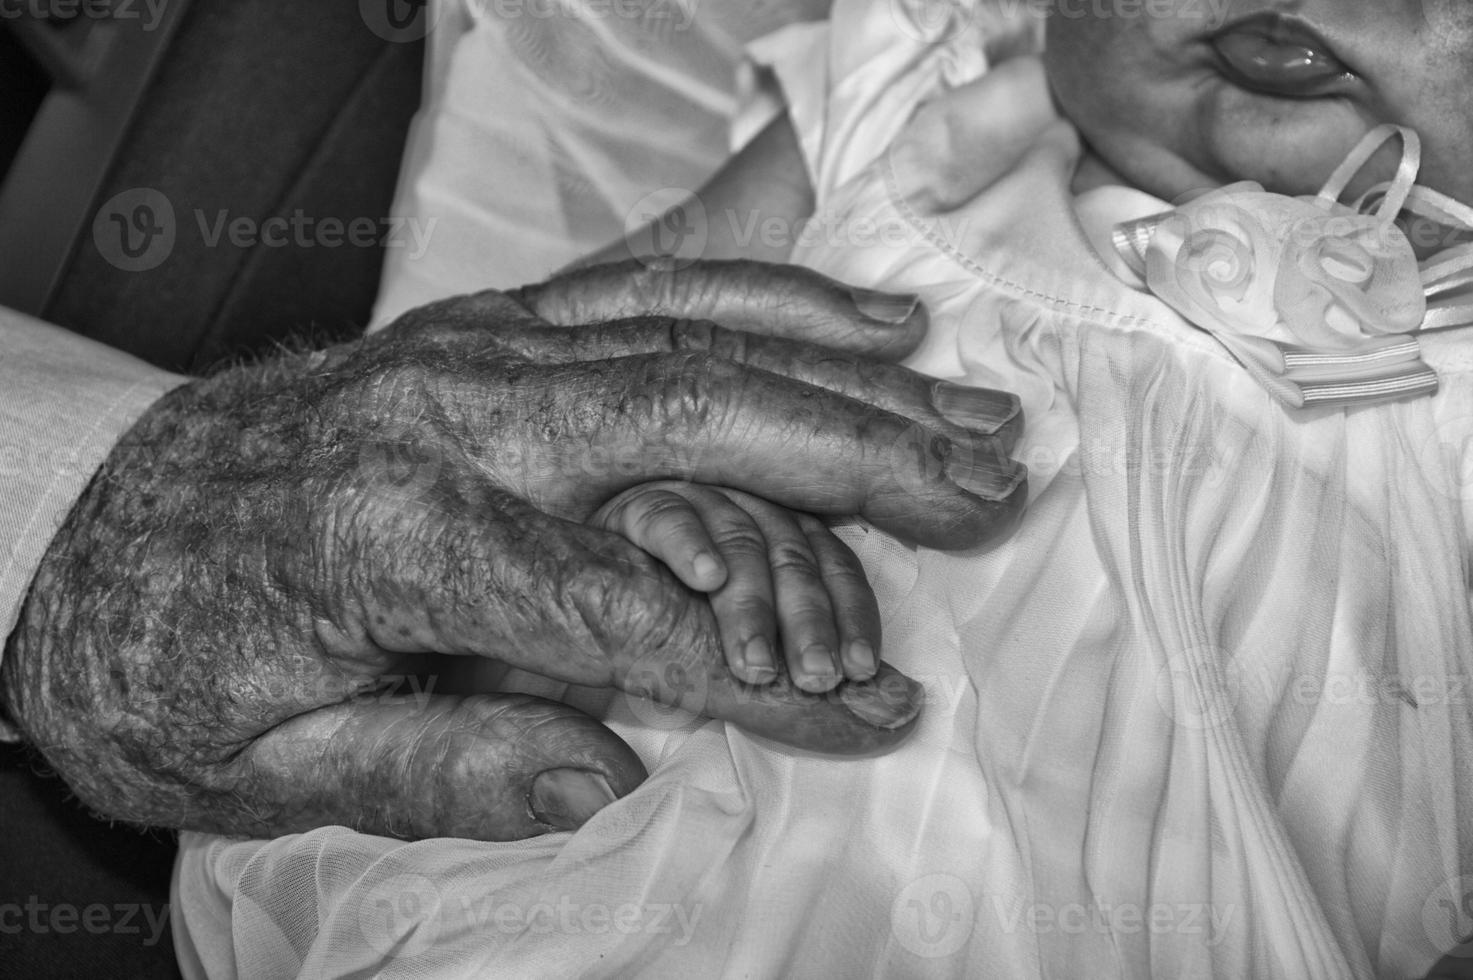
[174,2,1473,978]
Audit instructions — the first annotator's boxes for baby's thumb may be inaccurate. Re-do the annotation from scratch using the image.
[238,693,647,840]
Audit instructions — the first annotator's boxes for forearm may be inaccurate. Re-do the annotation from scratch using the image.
[580,113,815,268]
[0,308,184,741]
[0,352,333,827]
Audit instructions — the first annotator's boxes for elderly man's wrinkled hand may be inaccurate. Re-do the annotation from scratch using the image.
[0,260,1025,841]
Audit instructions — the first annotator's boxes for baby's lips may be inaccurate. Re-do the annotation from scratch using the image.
[1211,15,1356,99]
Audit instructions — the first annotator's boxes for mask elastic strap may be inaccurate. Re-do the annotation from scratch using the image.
[1316,124,1419,228]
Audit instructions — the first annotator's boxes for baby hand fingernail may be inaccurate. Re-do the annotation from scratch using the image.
[691,551,722,586]
[800,644,837,679]
[843,640,877,678]
[743,636,778,682]
[850,288,921,324]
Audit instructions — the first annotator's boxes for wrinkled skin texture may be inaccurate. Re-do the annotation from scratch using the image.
[0,260,1025,842]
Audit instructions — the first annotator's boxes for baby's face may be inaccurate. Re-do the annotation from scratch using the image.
[1044,0,1473,204]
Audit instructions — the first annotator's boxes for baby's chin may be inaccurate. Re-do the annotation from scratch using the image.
[1198,85,1379,197]
[1096,86,1380,204]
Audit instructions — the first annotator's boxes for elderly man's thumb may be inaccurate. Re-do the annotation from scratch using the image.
[240,694,647,840]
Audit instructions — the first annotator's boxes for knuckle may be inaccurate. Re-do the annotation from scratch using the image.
[767,538,822,580]
[849,356,892,390]
[708,522,769,561]
[622,489,700,539]
[720,594,777,624]
[646,351,732,430]
[383,290,532,350]
[817,550,870,589]
[666,318,716,351]
[668,319,752,363]
[313,352,441,425]
[802,523,867,572]
[380,295,479,346]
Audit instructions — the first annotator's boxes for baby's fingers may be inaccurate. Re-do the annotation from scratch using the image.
[801,517,881,682]
[592,484,729,592]
[719,490,879,693]
[592,482,783,686]
[591,482,883,693]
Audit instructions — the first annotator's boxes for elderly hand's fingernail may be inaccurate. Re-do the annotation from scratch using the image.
[530,768,619,830]
[932,382,1021,435]
[946,453,1027,501]
[850,288,921,324]
[839,671,923,729]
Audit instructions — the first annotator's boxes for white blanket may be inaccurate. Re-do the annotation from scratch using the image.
[173,3,1473,978]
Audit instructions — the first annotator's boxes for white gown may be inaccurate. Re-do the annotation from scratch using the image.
[174,2,1473,978]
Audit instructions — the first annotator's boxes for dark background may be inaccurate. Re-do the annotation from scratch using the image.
[1,1,423,975]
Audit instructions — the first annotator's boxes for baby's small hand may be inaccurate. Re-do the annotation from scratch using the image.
[591,481,879,694]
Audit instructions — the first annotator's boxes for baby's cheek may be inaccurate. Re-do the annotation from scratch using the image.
[1374,4,1473,202]
[1399,75,1473,205]
[1201,96,1370,197]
